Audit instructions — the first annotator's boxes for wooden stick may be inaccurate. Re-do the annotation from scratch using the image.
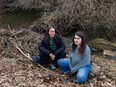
[8,25,18,40]
[15,45,33,61]
[15,45,55,73]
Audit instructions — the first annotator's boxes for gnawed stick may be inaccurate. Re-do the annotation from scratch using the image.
[15,45,55,73]
[15,45,33,61]
[8,25,18,40]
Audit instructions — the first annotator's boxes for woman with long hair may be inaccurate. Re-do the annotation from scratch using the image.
[38,27,66,69]
[57,31,92,83]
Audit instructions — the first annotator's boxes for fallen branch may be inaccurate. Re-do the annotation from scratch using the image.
[15,45,55,74]
[15,45,32,61]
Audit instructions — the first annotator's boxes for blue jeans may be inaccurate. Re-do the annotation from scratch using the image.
[57,58,92,84]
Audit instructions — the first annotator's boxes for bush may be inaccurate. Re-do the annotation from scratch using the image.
[4,0,116,41]
[31,0,116,41]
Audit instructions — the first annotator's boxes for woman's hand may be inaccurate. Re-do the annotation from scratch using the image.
[49,53,55,60]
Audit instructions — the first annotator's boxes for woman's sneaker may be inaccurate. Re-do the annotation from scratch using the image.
[51,64,56,70]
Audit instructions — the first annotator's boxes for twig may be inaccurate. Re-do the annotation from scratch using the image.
[8,25,18,40]
[15,45,55,74]
[15,45,32,61]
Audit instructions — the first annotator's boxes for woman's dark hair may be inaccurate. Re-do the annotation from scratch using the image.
[44,27,60,42]
[72,31,86,56]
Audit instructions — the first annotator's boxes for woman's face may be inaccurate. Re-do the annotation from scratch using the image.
[74,35,82,46]
[48,28,55,37]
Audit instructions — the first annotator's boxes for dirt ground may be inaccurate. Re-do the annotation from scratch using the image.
[0,29,116,87]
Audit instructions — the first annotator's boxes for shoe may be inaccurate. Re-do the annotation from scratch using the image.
[51,64,56,70]
[46,66,51,70]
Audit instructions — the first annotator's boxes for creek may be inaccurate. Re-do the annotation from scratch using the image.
[0,10,41,29]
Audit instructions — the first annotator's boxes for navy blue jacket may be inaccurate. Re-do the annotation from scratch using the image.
[38,35,66,56]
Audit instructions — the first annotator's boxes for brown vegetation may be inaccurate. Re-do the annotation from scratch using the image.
[0,0,116,86]
[0,28,116,87]
[30,0,116,41]
[3,0,116,40]
[0,0,5,13]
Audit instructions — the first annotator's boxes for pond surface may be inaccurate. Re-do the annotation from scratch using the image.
[0,10,40,29]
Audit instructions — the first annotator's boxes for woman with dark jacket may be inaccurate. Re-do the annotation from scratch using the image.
[38,27,66,69]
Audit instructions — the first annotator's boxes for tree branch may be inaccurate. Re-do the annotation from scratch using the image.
[15,45,55,74]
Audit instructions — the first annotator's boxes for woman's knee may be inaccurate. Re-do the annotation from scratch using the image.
[75,67,90,83]
[57,59,64,66]
[57,59,69,67]
[75,74,87,83]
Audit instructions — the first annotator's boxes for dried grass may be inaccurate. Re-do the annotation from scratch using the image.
[4,0,116,40]
[31,0,116,41]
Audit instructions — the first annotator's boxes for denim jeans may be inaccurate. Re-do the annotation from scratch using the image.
[57,58,92,84]
[32,55,40,64]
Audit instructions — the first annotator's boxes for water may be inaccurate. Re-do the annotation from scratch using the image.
[0,10,40,29]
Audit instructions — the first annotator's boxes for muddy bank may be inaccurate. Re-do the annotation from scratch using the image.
[0,28,116,87]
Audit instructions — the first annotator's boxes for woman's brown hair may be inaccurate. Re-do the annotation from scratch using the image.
[44,27,60,42]
[72,31,86,56]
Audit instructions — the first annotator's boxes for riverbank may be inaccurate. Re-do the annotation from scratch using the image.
[0,28,115,87]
